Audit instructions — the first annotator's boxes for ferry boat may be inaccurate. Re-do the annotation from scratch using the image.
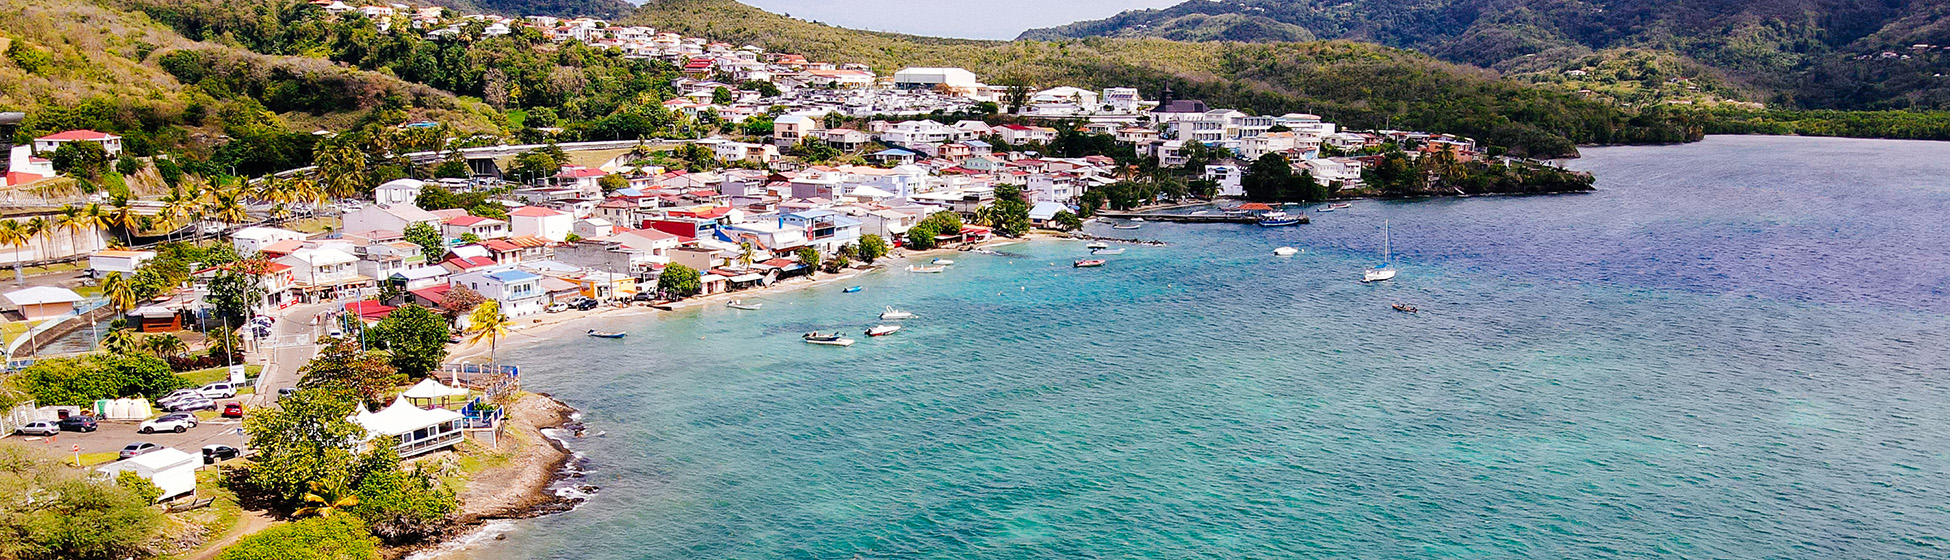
[586,330,627,339]
[1258,211,1304,227]
[865,324,902,337]
[803,332,855,346]
[906,265,946,273]
[1091,248,1126,255]
[880,306,916,320]
[1273,246,1299,256]
[727,300,762,310]
[1074,259,1106,268]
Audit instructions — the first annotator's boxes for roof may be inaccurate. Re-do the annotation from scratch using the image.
[557,168,608,178]
[442,256,497,270]
[353,397,463,437]
[1028,201,1069,221]
[402,378,470,399]
[445,215,503,227]
[37,129,118,141]
[4,286,84,306]
[872,148,917,157]
[231,226,303,241]
[259,239,305,254]
[391,265,449,281]
[408,284,452,304]
[509,206,566,217]
[484,270,542,283]
[91,250,155,259]
[344,300,396,321]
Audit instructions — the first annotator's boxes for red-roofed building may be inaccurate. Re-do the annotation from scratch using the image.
[442,214,509,240]
[407,284,452,308]
[439,255,498,274]
[345,300,397,322]
[33,130,122,156]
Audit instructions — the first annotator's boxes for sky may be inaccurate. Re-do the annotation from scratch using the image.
[731,0,1186,40]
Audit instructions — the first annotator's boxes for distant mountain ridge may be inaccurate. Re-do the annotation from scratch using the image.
[1019,0,1950,110]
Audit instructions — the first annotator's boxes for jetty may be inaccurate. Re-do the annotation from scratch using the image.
[1097,212,1306,224]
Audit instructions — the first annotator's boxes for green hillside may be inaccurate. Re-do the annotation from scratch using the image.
[627,0,1702,157]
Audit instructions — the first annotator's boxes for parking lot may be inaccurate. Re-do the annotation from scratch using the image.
[8,417,247,459]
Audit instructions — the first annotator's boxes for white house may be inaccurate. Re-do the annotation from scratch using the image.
[33,130,122,157]
[373,178,425,207]
[1205,164,1244,197]
[3,286,84,321]
[441,215,509,241]
[96,447,198,501]
[352,398,465,458]
[880,120,955,145]
[355,241,425,282]
[450,268,546,316]
[508,206,572,242]
[87,250,154,276]
[277,247,368,301]
[230,226,306,256]
[892,67,979,90]
[343,203,442,235]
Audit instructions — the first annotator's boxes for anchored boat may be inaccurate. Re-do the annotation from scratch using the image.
[727,300,762,310]
[586,329,626,339]
[880,306,916,320]
[1091,248,1126,255]
[906,265,946,273]
[1074,259,1106,268]
[803,332,856,346]
[866,324,902,337]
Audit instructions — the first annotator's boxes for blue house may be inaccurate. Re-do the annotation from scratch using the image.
[780,210,863,253]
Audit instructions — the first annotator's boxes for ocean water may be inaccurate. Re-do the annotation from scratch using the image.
[470,135,1950,559]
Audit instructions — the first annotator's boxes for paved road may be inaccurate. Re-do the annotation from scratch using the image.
[247,302,334,407]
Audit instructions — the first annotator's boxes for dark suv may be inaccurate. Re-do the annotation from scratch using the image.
[58,416,98,432]
[570,297,600,311]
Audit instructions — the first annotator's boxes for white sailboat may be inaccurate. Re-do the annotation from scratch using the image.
[1362,221,1398,283]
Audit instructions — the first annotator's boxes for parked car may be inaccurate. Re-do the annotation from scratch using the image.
[139,416,195,434]
[158,412,199,427]
[158,389,202,403]
[202,444,241,464]
[14,420,57,436]
[164,398,216,413]
[119,442,161,460]
[198,382,238,399]
[570,297,600,311]
[632,291,656,302]
[221,402,244,418]
[277,388,297,400]
[57,416,98,432]
[545,302,569,313]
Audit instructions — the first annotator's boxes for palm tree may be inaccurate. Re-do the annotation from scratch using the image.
[0,220,23,284]
[208,186,249,230]
[80,203,111,249]
[101,271,136,314]
[23,216,49,268]
[107,193,140,246]
[737,241,756,268]
[141,333,187,359]
[100,327,141,354]
[158,187,191,242]
[56,205,85,259]
[465,300,514,366]
[294,482,359,518]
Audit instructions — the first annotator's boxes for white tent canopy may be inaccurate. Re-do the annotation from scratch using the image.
[353,397,464,437]
[401,378,469,400]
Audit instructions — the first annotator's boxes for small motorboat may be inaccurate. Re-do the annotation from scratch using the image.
[1331,203,1352,210]
[1131,217,1145,222]
[1392,303,1419,313]
[931,258,955,265]
[1086,242,1110,249]
[1091,248,1126,255]
[1316,206,1335,212]
[587,330,627,339]
[865,324,902,337]
[803,332,855,346]
[1112,224,1142,230]
[1273,246,1299,256]
[1074,259,1106,268]
[880,306,916,320]
[1258,211,1304,227]
[843,286,863,293]
[906,265,946,273]
[727,300,762,310]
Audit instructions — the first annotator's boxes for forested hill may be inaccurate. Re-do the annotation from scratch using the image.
[1019,0,1950,111]
[626,0,1702,157]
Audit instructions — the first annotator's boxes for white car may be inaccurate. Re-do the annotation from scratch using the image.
[14,420,57,436]
[164,397,216,413]
[198,382,238,399]
[139,416,195,434]
[545,302,570,313]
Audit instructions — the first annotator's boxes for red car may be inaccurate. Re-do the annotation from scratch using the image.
[221,402,244,418]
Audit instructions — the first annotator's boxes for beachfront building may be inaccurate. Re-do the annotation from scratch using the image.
[780,210,861,253]
[352,398,466,458]
[450,268,547,317]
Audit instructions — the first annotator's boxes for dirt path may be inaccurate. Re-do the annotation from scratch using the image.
[188,510,275,560]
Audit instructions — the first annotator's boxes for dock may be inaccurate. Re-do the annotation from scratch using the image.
[1097,212,1307,224]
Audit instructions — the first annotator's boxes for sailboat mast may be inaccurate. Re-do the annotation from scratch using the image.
[1383,220,1390,264]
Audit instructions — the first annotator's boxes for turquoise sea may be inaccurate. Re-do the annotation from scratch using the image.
[469,136,1950,559]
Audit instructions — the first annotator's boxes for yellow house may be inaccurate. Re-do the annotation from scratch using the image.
[573,272,636,302]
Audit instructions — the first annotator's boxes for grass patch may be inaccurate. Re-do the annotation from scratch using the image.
[178,364,261,386]
[71,451,119,467]
[164,468,247,559]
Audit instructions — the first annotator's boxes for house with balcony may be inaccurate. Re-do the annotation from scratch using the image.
[231,226,306,256]
[278,247,370,302]
[772,114,823,146]
[450,268,547,317]
[879,120,954,145]
[442,215,509,241]
[780,209,861,253]
[355,241,425,283]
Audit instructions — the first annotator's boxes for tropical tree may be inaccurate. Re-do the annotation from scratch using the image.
[465,301,514,365]
[857,234,888,264]
[101,271,137,313]
[295,481,361,518]
[56,205,85,257]
[207,186,250,230]
[737,242,756,267]
[22,216,48,265]
[142,333,189,359]
[101,326,142,354]
[81,203,111,248]
[655,264,701,298]
[794,247,821,277]
[107,193,140,245]
[1053,211,1083,231]
[0,220,23,274]
[371,304,449,378]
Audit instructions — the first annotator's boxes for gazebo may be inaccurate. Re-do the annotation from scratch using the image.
[401,378,470,410]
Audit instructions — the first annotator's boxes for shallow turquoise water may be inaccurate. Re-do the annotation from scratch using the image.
[473,136,1950,559]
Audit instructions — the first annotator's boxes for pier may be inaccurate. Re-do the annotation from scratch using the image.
[1096,212,1306,224]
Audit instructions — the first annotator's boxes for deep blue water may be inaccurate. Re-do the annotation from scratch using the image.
[465,135,1950,559]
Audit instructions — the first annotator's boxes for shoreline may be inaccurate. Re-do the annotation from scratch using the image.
[404,391,586,560]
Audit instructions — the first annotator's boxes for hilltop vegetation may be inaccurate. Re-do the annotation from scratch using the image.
[1019,0,1950,111]
[627,0,1701,157]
